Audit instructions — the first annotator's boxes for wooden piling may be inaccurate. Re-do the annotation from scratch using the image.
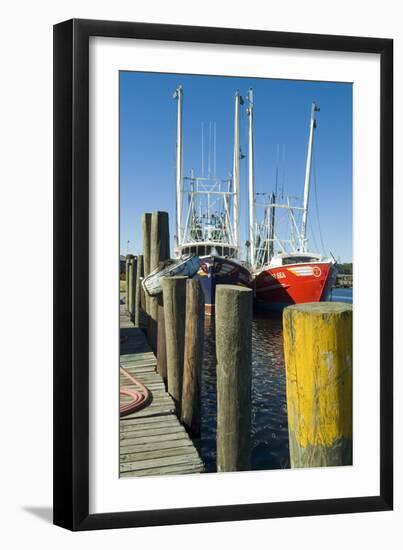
[157,295,167,383]
[128,256,137,321]
[135,254,144,328]
[148,211,170,352]
[283,302,353,468]
[125,254,134,313]
[142,213,152,335]
[216,285,253,472]
[150,211,170,269]
[181,279,204,437]
[162,276,187,413]
[142,213,152,278]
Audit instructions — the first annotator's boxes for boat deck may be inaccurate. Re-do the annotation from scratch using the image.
[120,302,204,477]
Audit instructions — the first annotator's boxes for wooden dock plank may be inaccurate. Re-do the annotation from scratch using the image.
[120,446,199,463]
[120,303,204,477]
[120,463,203,478]
[121,454,203,473]
[120,438,194,456]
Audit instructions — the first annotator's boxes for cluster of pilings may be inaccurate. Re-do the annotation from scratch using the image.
[214,293,353,471]
[124,211,353,471]
[125,212,204,439]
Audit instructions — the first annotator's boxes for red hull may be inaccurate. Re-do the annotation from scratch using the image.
[254,261,336,309]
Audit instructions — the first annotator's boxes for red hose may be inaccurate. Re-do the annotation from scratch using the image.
[120,366,151,417]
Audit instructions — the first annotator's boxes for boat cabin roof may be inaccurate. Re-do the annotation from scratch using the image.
[178,242,238,258]
[270,252,323,267]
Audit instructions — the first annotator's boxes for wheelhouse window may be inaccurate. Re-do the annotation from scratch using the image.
[282,256,319,265]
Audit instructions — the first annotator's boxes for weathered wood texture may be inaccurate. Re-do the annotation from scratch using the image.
[283,302,353,468]
[134,254,144,328]
[120,300,204,477]
[148,211,170,353]
[157,295,167,383]
[162,276,187,413]
[141,213,152,278]
[216,285,253,472]
[128,256,137,321]
[125,254,134,313]
[181,279,204,437]
[142,212,152,337]
[150,211,170,269]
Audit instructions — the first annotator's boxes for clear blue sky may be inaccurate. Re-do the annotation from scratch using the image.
[120,71,352,262]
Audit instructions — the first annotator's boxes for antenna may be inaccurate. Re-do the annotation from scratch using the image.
[275,143,279,197]
[281,144,286,199]
[247,88,255,268]
[208,121,212,178]
[173,85,184,246]
[232,90,242,250]
[301,102,320,252]
[201,122,204,177]
[214,122,217,177]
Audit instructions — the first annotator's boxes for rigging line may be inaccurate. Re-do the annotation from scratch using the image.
[207,120,211,178]
[281,144,286,199]
[214,122,217,177]
[275,144,279,196]
[201,122,204,177]
[313,151,327,256]
[308,217,320,254]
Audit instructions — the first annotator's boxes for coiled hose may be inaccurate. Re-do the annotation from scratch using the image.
[120,366,151,417]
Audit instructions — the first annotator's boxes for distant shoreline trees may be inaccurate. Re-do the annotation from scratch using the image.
[337,262,353,275]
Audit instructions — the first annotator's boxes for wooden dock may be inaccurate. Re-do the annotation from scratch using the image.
[120,301,204,477]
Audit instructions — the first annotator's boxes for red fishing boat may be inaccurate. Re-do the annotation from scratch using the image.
[247,99,336,309]
[253,252,336,310]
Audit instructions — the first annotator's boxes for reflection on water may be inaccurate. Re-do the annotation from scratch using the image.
[199,288,353,473]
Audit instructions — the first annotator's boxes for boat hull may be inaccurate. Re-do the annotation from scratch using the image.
[194,256,252,315]
[142,254,201,296]
[253,261,336,311]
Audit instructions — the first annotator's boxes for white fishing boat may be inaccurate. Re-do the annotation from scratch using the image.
[142,254,201,296]
[173,86,252,314]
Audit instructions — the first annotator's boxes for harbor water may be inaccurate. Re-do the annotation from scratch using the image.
[199,287,353,473]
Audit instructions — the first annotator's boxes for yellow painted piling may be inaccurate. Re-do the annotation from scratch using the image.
[283,302,353,468]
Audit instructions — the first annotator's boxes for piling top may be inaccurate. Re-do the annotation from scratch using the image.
[162,275,188,290]
[284,302,352,315]
[216,284,252,295]
[152,210,169,216]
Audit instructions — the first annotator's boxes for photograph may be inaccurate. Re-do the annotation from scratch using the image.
[119,70,353,478]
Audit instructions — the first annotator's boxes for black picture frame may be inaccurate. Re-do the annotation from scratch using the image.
[53,18,393,531]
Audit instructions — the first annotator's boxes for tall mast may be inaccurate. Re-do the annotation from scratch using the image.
[268,192,276,261]
[247,89,255,268]
[300,102,319,252]
[173,85,183,247]
[232,90,243,250]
